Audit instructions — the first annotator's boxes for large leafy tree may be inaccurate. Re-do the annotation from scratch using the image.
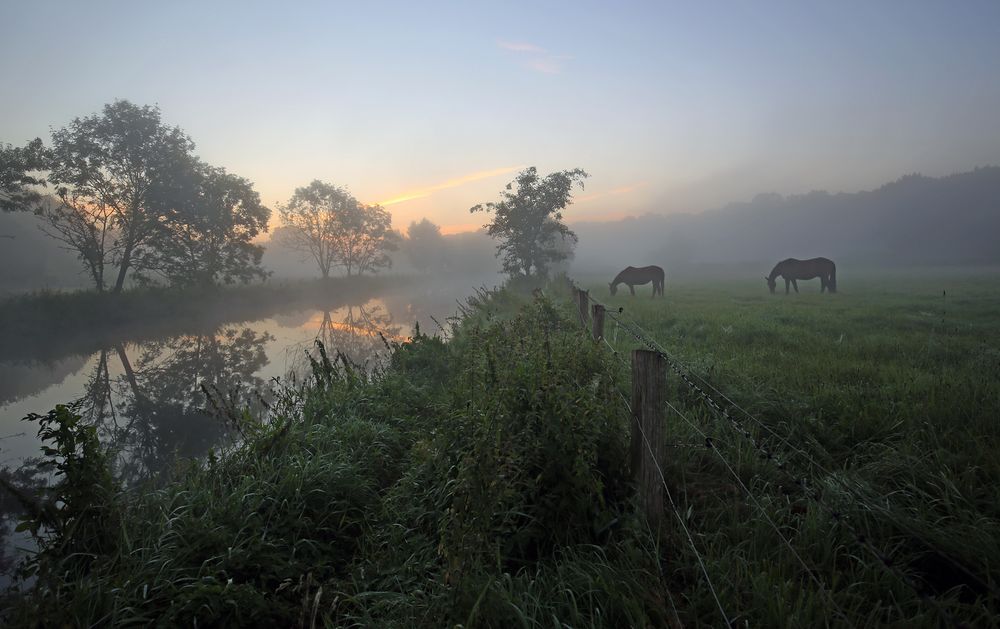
[277,181,351,279]
[0,138,48,213]
[278,180,396,278]
[335,200,397,276]
[46,100,196,293]
[38,189,117,291]
[405,218,446,272]
[141,164,271,287]
[470,166,588,277]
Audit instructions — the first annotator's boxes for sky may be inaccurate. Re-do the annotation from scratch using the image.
[2,0,1000,235]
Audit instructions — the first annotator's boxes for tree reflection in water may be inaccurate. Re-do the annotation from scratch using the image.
[59,327,274,482]
[0,326,272,583]
[293,302,403,378]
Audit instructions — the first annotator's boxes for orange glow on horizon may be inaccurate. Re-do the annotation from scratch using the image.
[376,165,523,207]
[440,222,484,235]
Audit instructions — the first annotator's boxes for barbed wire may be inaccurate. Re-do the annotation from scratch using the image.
[575,283,989,624]
[618,388,733,628]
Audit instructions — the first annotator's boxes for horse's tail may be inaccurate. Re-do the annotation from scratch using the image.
[828,262,837,293]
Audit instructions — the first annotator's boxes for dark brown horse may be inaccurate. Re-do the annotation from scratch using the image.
[765,257,837,294]
[610,265,665,297]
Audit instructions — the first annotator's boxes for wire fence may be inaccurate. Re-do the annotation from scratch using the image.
[569,282,988,627]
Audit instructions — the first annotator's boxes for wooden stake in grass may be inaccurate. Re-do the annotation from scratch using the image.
[592,303,605,341]
[578,289,590,327]
[630,349,665,527]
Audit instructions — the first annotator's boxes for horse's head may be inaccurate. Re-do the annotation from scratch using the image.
[765,276,776,294]
[609,282,617,296]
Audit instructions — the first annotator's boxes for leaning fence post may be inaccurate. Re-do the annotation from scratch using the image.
[578,289,589,327]
[630,349,665,527]
[592,304,605,341]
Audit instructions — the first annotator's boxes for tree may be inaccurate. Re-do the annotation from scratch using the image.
[140,163,271,287]
[277,181,352,279]
[46,100,196,293]
[0,138,47,213]
[335,200,397,276]
[38,191,117,291]
[278,180,397,278]
[470,166,588,277]
[405,218,446,272]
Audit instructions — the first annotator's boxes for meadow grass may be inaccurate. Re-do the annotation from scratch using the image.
[6,270,998,627]
[575,268,1000,626]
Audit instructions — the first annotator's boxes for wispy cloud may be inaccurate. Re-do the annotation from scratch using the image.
[377,165,523,207]
[497,40,546,54]
[497,39,572,74]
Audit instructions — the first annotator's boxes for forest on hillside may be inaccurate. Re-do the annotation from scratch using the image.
[571,167,1000,273]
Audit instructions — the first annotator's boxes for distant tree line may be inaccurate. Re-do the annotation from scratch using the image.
[569,167,1000,274]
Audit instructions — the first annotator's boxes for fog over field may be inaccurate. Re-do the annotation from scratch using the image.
[4,165,999,295]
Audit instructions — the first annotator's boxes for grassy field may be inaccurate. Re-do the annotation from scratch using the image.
[575,268,1000,626]
[4,270,998,627]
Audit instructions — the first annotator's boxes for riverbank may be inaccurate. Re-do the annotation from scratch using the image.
[5,272,999,626]
[2,280,668,627]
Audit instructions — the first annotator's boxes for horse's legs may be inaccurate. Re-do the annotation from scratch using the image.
[629,285,635,296]
[784,278,790,294]
[792,279,799,293]
[821,276,827,293]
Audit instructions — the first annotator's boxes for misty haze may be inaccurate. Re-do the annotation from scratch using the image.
[2,2,999,627]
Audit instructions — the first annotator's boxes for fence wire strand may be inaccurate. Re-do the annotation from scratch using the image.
[573,283,988,625]
[619,389,733,628]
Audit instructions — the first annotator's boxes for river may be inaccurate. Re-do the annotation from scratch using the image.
[0,276,491,583]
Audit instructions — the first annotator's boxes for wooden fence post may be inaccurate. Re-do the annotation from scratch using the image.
[578,289,589,327]
[592,304,605,341]
[630,349,665,526]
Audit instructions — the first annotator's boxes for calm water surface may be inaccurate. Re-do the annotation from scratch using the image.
[0,279,485,581]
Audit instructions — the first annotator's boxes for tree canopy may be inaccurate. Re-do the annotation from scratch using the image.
[141,163,271,287]
[470,167,587,277]
[278,180,396,278]
[46,100,198,292]
[0,138,47,212]
[13,100,270,292]
[404,218,446,272]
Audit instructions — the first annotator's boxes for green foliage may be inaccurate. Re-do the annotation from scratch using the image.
[279,180,397,278]
[12,100,270,292]
[139,163,271,286]
[3,282,665,627]
[471,167,587,278]
[45,100,197,292]
[587,271,1000,626]
[404,217,446,271]
[0,138,47,212]
[13,405,119,581]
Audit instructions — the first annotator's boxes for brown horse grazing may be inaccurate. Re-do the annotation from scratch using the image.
[610,265,665,297]
[765,257,837,294]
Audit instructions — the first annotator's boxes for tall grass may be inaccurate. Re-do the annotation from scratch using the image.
[2,282,668,627]
[577,271,1000,626]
